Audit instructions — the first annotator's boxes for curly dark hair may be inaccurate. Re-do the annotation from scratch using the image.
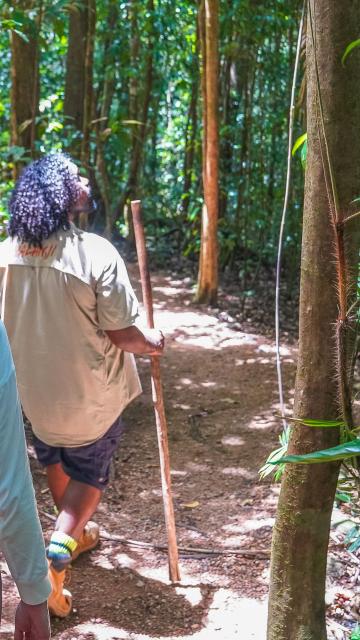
[8,153,83,246]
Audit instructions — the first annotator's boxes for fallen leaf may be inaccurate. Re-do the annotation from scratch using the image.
[182,500,200,509]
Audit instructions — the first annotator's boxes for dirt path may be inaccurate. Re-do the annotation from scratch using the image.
[0,267,298,639]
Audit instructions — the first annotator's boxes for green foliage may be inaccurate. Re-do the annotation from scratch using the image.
[288,417,345,428]
[292,132,307,157]
[265,417,360,468]
[351,626,360,640]
[333,471,360,558]
[344,524,360,553]
[260,418,347,479]
[259,426,289,481]
[292,133,307,169]
[273,439,360,465]
[342,38,360,65]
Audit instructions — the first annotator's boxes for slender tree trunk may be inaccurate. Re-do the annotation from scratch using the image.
[219,0,233,220]
[114,0,154,232]
[95,3,118,237]
[236,66,256,224]
[267,3,360,639]
[195,0,219,305]
[10,0,41,177]
[81,0,96,171]
[181,40,199,219]
[64,0,96,228]
[64,2,87,136]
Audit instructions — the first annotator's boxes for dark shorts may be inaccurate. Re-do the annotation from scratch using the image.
[32,416,125,490]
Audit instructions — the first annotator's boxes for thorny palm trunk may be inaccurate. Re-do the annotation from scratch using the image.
[10,0,41,177]
[195,0,219,305]
[267,3,360,639]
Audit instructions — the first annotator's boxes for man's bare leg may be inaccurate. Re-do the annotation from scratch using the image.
[54,480,101,540]
[46,463,70,511]
[46,463,101,540]
[46,466,101,616]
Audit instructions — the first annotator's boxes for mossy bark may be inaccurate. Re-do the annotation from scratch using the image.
[267,2,360,639]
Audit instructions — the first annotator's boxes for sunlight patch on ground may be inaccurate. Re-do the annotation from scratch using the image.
[145,307,260,350]
[93,552,116,570]
[153,309,218,332]
[152,285,189,296]
[186,461,210,472]
[135,562,199,586]
[222,522,250,535]
[221,534,248,547]
[176,591,267,640]
[55,621,129,638]
[241,517,275,533]
[247,414,278,431]
[257,344,292,356]
[57,593,267,640]
[235,357,265,366]
[221,435,245,446]
[114,553,138,569]
[221,467,256,480]
[175,586,203,606]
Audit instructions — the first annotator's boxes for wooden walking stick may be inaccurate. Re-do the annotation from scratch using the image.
[130,199,181,583]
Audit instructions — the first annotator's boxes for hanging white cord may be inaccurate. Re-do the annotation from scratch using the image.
[275,4,305,430]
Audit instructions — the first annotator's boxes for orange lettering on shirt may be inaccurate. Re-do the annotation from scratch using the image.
[17,243,57,259]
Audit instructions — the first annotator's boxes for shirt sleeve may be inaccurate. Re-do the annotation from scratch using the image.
[95,245,139,331]
[0,322,51,605]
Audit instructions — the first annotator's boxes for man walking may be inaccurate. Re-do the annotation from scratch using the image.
[0,319,51,638]
[0,153,164,617]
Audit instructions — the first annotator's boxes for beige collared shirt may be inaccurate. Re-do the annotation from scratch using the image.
[0,224,142,447]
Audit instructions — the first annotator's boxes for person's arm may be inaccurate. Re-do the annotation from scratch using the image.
[106,325,165,356]
[0,322,50,638]
[95,241,164,356]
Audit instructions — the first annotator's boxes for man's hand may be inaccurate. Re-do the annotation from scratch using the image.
[106,326,165,356]
[14,601,50,640]
[145,328,165,356]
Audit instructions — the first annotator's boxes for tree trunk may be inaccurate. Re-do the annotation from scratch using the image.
[81,0,96,172]
[95,3,118,237]
[267,3,360,639]
[64,0,96,228]
[64,2,87,136]
[181,23,199,219]
[195,0,219,305]
[114,0,154,233]
[219,0,234,221]
[10,0,41,176]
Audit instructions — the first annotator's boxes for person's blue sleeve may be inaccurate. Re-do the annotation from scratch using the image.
[0,321,51,604]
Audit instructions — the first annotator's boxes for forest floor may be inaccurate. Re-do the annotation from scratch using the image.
[0,263,358,640]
